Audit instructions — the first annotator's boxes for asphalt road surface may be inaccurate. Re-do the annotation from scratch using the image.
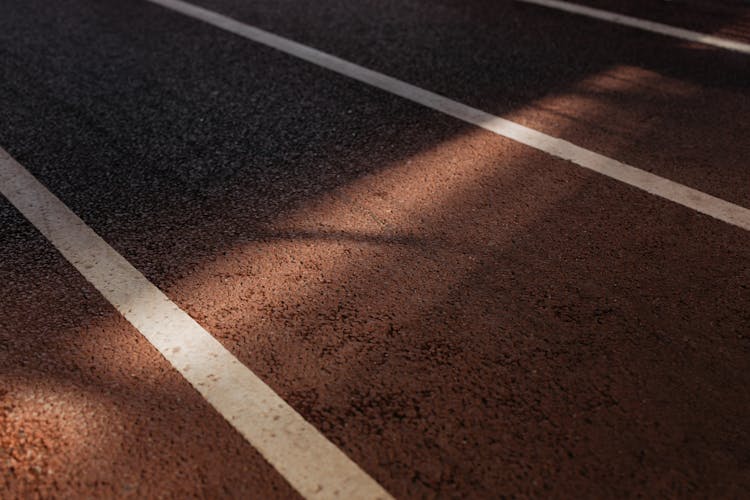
[1,0,749,497]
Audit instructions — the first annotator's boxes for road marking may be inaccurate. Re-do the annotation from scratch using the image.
[516,0,750,55]
[145,0,750,232]
[0,148,392,500]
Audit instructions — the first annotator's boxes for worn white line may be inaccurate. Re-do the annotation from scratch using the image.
[0,148,392,500]
[146,0,750,232]
[516,0,750,55]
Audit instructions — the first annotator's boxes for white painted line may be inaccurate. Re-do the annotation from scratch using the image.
[516,0,750,55]
[146,0,750,232]
[0,148,392,500]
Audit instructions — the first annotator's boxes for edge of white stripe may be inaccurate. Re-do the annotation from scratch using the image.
[516,0,750,55]
[0,148,392,500]
[146,0,750,232]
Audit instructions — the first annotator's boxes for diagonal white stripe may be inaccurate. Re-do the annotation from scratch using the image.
[517,0,750,55]
[145,0,750,232]
[0,147,393,500]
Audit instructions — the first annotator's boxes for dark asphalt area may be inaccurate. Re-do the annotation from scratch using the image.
[1,0,749,497]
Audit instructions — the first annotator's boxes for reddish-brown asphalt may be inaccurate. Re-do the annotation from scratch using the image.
[1,0,749,497]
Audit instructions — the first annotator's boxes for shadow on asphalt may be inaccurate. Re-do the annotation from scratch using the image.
[1,0,749,497]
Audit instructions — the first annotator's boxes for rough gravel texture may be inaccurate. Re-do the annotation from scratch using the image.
[1,0,749,497]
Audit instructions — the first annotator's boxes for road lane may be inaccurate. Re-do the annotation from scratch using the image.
[136,0,748,232]
[567,0,750,43]
[515,0,750,53]
[0,199,299,498]
[0,149,391,499]
[1,0,749,497]
[187,0,750,206]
